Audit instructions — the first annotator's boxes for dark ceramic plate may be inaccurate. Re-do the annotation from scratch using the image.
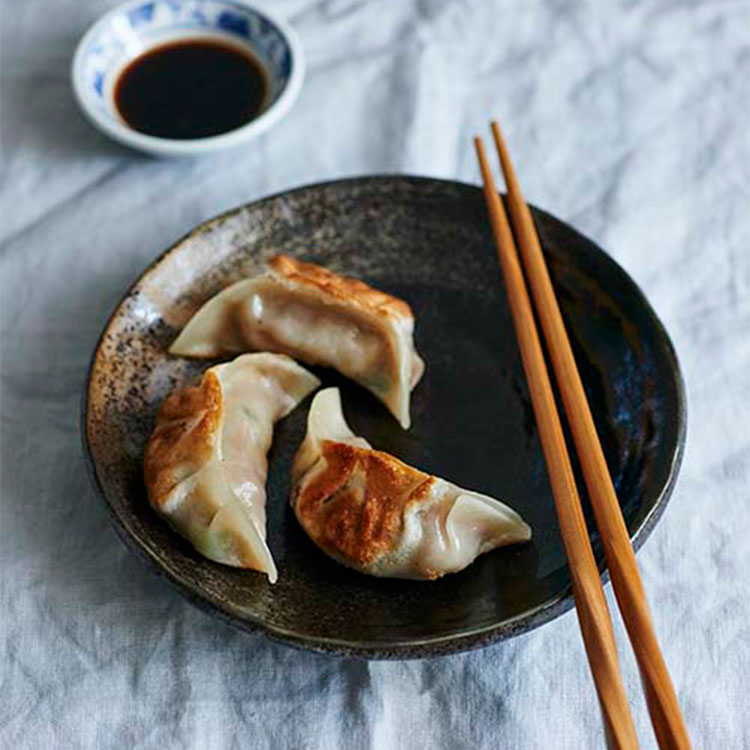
[83,176,685,659]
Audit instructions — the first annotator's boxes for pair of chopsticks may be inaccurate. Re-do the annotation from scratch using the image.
[475,122,690,750]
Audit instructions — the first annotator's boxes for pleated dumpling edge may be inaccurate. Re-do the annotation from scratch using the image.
[169,254,424,429]
[290,388,531,581]
[144,352,320,583]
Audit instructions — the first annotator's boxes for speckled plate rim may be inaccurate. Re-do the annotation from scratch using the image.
[81,175,687,659]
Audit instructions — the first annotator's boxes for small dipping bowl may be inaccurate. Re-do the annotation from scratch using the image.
[72,0,304,157]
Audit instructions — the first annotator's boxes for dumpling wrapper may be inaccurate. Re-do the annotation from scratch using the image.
[169,254,424,429]
[144,353,320,583]
[291,388,532,580]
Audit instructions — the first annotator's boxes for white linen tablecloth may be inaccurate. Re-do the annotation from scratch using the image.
[2,1,748,747]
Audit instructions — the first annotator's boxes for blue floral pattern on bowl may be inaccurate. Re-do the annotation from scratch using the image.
[72,0,302,154]
[81,0,292,113]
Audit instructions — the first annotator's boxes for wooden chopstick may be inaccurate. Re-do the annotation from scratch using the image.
[489,120,691,750]
[474,137,639,750]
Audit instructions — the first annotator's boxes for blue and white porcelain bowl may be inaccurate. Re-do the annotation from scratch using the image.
[72,0,304,156]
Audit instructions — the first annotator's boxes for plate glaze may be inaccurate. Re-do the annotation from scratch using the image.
[82,176,686,658]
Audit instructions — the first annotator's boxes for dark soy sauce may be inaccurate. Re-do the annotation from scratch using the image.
[115,40,268,139]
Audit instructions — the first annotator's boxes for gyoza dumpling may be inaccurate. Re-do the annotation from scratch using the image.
[169,254,424,429]
[291,388,531,580]
[144,353,320,583]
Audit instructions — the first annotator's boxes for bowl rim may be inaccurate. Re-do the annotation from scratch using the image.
[81,174,688,659]
[70,0,305,157]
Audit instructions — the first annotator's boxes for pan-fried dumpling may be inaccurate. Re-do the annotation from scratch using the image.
[290,388,531,580]
[144,353,320,583]
[169,254,424,429]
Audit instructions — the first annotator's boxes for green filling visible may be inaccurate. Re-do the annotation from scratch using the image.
[194,528,234,560]
[364,371,391,396]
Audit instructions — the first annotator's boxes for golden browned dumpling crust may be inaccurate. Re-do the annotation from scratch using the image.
[170,256,424,428]
[270,254,413,320]
[142,353,320,581]
[293,441,437,570]
[144,371,223,510]
[291,388,532,580]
